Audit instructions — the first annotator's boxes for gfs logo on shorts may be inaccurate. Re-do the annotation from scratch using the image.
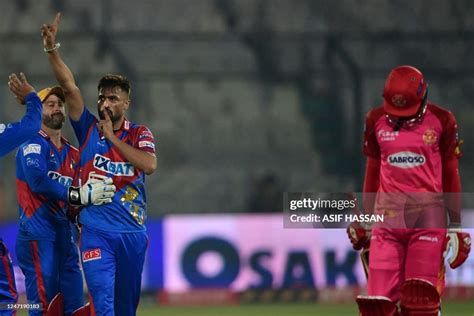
[82,248,102,263]
[387,152,426,169]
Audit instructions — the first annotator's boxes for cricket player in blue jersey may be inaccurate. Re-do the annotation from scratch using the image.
[1,72,42,316]
[15,85,116,316]
[42,13,157,316]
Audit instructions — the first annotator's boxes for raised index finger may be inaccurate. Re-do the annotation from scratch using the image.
[52,12,61,28]
[102,108,111,121]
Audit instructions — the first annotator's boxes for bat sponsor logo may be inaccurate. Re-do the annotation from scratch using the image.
[48,171,73,187]
[93,154,134,176]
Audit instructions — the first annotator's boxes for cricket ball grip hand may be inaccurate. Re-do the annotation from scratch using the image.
[347,222,371,251]
[68,174,116,206]
[445,228,471,269]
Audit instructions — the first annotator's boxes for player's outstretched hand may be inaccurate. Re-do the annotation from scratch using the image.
[347,222,371,251]
[68,173,116,206]
[41,12,61,50]
[8,72,35,105]
[445,228,471,269]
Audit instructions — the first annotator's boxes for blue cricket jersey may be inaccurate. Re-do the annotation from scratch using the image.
[71,108,155,232]
[1,92,41,307]
[16,130,79,241]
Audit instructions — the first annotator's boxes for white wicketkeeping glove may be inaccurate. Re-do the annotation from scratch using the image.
[444,226,471,269]
[68,173,116,206]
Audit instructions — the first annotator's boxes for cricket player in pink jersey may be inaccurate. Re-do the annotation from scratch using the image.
[347,65,471,315]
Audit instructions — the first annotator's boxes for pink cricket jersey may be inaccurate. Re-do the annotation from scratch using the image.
[363,103,460,193]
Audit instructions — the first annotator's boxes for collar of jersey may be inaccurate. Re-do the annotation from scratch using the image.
[114,117,131,132]
[38,129,71,146]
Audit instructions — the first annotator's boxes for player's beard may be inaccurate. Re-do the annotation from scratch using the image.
[43,113,65,130]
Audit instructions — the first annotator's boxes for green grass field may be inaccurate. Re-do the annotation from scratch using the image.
[136,302,473,316]
[16,302,474,316]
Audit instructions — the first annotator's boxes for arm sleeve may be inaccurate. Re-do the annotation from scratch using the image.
[361,110,381,214]
[18,142,69,202]
[441,113,462,224]
[443,158,461,224]
[133,126,156,155]
[70,107,97,147]
[362,112,380,158]
[362,157,380,214]
[0,92,42,157]
[440,111,462,160]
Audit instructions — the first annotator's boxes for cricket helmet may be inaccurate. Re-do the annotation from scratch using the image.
[383,65,427,117]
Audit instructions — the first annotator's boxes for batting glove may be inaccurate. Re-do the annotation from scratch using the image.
[68,174,115,206]
[347,222,371,251]
[444,226,471,269]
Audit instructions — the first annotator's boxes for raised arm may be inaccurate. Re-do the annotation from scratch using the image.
[41,12,84,121]
[0,73,42,157]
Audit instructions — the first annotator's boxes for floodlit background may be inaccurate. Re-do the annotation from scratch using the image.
[1,0,474,315]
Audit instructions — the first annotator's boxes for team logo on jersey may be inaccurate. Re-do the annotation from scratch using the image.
[93,154,134,176]
[82,248,101,262]
[422,128,437,146]
[120,185,146,225]
[23,144,41,156]
[387,151,425,169]
[48,171,73,187]
[378,129,399,142]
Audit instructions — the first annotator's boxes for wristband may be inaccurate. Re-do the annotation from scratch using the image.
[44,42,61,53]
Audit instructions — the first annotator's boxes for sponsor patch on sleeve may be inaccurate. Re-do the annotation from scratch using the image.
[138,141,155,150]
[23,144,41,156]
[138,130,154,140]
[26,158,40,167]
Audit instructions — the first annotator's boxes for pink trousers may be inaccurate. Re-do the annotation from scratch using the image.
[367,228,446,302]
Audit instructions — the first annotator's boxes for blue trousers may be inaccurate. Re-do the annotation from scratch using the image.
[80,226,147,316]
[0,240,17,316]
[16,224,84,316]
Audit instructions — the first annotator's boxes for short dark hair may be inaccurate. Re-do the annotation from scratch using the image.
[97,74,131,97]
